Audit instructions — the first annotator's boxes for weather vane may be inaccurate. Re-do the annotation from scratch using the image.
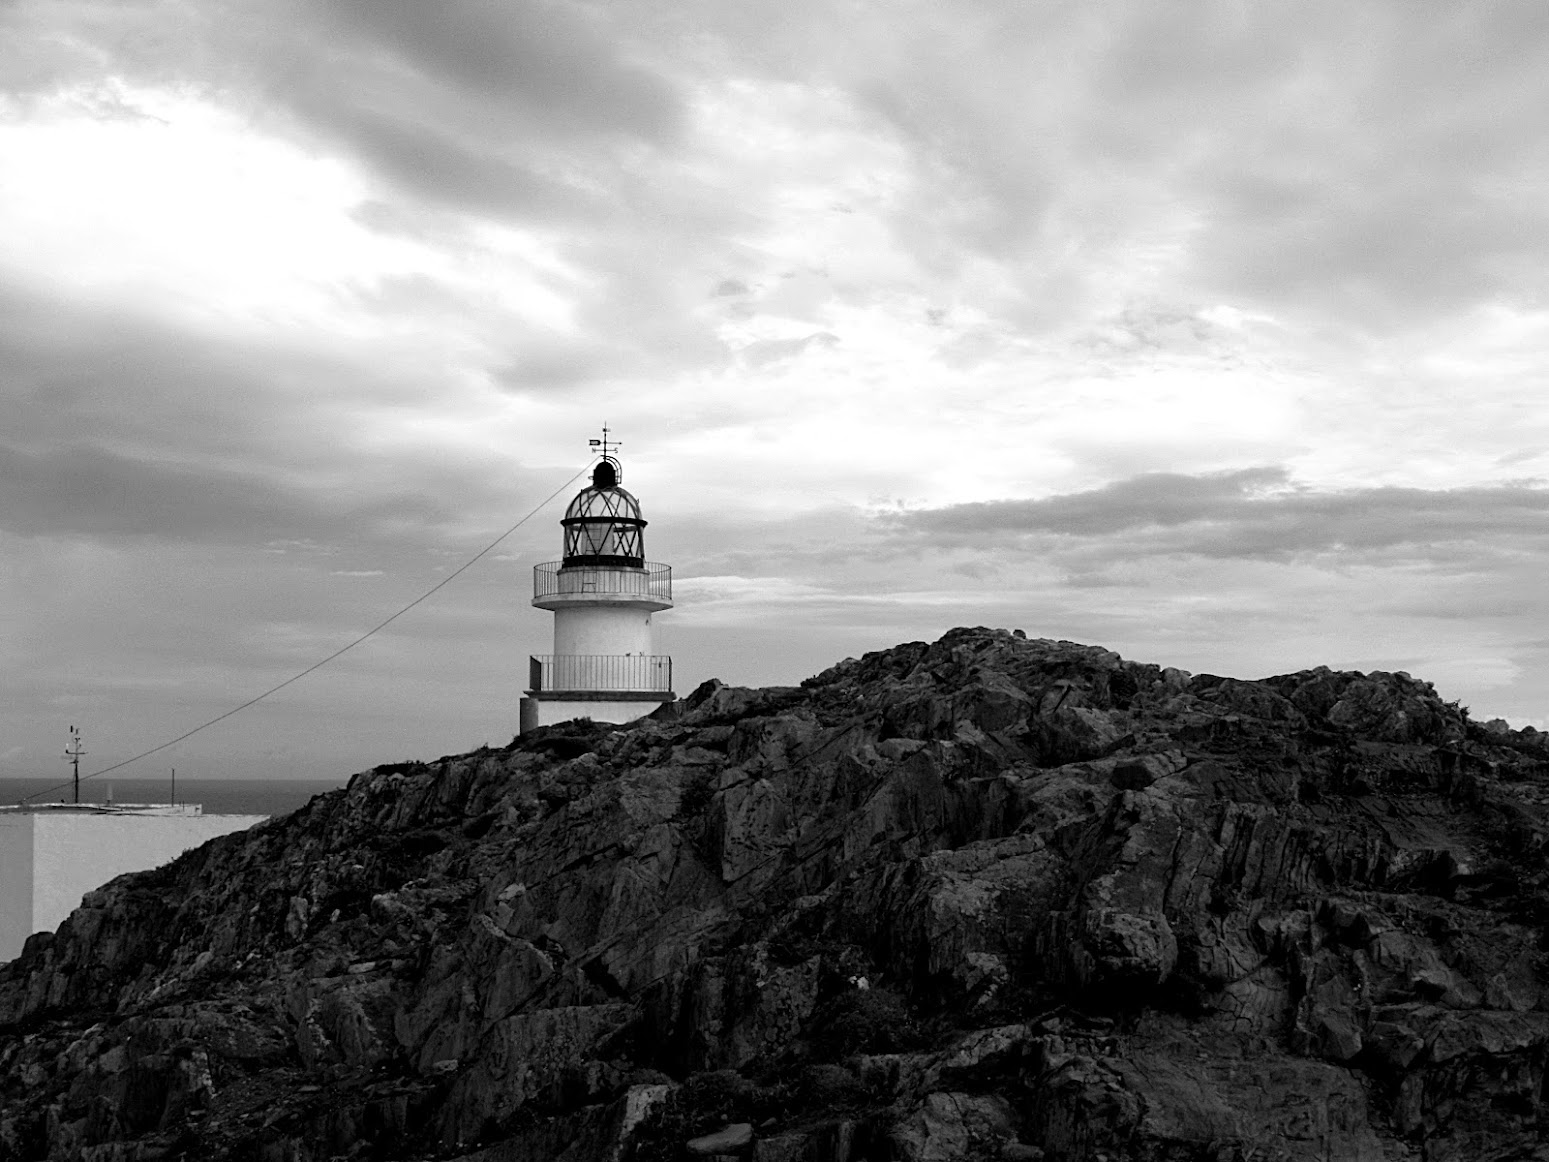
[588,424,620,461]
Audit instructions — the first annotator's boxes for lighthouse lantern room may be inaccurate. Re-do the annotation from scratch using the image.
[519,433,675,733]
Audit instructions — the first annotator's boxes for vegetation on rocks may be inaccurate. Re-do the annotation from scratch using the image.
[3,627,1549,1160]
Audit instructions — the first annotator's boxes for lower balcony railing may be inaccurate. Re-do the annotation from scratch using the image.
[529,654,673,693]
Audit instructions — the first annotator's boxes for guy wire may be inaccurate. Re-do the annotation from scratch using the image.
[17,460,597,805]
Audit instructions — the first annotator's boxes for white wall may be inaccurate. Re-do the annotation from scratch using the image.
[0,813,265,962]
[0,816,35,966]
[553,605,653,657]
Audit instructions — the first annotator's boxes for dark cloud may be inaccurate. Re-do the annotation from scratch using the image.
[891,468,1292,537]
[0,439,462,545]
[0,281,551,546]
[0,441,324,543]
[314,107,601,220]
[887,470,1549,561]
[317,0,679,141]
[0,280,421,472]
[0,282,311,460]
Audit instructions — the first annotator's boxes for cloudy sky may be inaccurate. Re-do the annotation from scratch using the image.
[4,0,1548,785]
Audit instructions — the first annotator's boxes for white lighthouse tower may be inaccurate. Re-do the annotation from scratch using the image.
[518,432,675,733]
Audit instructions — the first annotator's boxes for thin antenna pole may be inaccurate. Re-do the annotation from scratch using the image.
[63,726,86,805]
[171,767,175,808]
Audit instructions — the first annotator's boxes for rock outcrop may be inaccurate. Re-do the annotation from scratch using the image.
[4,627,1549,1160]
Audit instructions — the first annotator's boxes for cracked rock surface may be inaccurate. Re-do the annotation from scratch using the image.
[4,627,1549,1160]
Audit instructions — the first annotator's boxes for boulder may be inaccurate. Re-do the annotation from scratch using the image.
[687,1121,753,1155]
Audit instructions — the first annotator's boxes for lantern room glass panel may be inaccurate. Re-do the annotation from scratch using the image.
[560,460,648,567]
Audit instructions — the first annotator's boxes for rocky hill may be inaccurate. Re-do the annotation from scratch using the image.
[4,628,1549,1161]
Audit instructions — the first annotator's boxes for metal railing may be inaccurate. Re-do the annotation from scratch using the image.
[528,654,673,693]
[533,561,672,601]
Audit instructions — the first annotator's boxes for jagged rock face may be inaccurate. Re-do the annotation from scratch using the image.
[3,628,1549,1161]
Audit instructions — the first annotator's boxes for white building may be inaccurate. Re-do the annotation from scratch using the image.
[0,803,265,962]
[518,448,675,733]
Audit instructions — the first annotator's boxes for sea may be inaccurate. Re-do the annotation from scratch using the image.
[0,778,346,819]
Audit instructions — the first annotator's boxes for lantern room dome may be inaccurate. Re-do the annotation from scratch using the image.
[563,487,642,526]
[560,458,648,567]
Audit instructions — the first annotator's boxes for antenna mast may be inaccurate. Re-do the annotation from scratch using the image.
[63,725,86,805]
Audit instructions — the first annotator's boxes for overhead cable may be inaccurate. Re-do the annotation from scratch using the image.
[18,460,595,805]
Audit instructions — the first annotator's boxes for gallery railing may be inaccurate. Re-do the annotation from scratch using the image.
[532,561,672,601]
[528,654,673,693]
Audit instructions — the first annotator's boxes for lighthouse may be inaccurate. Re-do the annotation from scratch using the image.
[518,433,675,733]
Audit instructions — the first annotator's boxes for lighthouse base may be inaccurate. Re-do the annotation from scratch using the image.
[519,692,676,734]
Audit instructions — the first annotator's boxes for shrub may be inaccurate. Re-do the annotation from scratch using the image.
[809,988,926,1059]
